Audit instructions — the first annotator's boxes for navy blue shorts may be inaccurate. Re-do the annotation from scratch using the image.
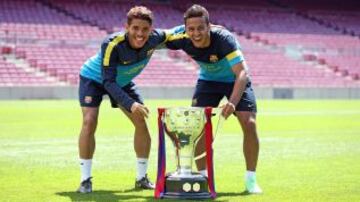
[192,79,257,112]
[78,75,143,108]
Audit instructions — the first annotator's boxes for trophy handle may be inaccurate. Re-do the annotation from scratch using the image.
[193,127,205,146]
[194,109,225,161]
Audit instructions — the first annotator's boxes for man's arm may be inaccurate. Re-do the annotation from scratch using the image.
[164,27,187,50]
[101,42,148,117]
[155,25,186,50]
[219,31,248,119]
[222,61,248,119]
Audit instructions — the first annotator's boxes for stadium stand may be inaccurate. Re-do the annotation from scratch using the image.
[13,45,96,85]
[0,0,106,41]
[0,0,359,92]
[46,0,183,31]
[191,0,360,86]
[0,56,57,86]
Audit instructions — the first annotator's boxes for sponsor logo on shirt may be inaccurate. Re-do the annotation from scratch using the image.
[124,64,145,75]
[201,63,221,72]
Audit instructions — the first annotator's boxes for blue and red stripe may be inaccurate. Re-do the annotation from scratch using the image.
[155,108,166,199]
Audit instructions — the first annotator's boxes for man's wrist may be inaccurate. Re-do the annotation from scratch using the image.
[228,100,236,106]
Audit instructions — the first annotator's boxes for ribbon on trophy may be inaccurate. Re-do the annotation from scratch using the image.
[204,107,216,198]
[155,108,166,198]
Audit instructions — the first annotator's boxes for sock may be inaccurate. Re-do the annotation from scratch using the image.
[80,159,92,182]
[136,158,148,180]
[246,170,256,180]
[199,169,208,177]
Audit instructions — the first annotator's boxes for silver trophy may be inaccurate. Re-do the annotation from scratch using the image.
[161,107,212,199]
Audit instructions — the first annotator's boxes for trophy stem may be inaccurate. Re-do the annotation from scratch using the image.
[176,167,192,177]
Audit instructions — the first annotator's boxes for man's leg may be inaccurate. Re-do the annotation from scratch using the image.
[78,107,99,193]
[79,107,99,159]
[192,94,222,176]
[235,111,262,193]
[236,111,259,171]
[120,107,154,189]
[120,107,151,158]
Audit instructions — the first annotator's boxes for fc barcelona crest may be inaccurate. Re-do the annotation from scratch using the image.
[84,96,92,104]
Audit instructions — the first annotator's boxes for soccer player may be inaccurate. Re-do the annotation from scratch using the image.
[165,5,262,194]
[77,6,177,193]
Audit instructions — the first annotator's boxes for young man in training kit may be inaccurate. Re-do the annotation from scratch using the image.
[165,4,262,194]
[77,6,180,193]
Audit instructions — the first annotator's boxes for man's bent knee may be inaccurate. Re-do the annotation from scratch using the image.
[83,114,97,125]
[133,118,148,129]
[82,115,98,134]
[243,119,258,139]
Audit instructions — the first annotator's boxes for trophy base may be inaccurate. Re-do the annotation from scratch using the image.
[163,173,211,199]
[163,192,212,200]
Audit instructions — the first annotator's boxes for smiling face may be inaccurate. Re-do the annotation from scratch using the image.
[185,16,210,48]
[126,19,152,49]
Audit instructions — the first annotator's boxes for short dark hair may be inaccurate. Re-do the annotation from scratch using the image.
[183,4,209,24]
[127,6,153,25]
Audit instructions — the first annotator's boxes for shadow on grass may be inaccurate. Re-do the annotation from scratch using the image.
[214,191,253,201]
[57,189,154,202]
[57,190,255,202]
[218,191,252,197]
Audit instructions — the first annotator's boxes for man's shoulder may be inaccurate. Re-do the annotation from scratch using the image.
[151,29,163,36]
[148,29,166,40]
[102,31,126,46]
[211,27,240,50]
[211,27,234,40]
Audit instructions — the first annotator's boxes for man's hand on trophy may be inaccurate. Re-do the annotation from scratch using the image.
[221,102,236,119]
[131,102,149,119]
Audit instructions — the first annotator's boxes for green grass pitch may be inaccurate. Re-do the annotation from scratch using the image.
[0,99,359,201]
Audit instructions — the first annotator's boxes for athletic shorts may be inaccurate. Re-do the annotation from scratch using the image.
[192,79,257,112]
[78,75,143,108]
